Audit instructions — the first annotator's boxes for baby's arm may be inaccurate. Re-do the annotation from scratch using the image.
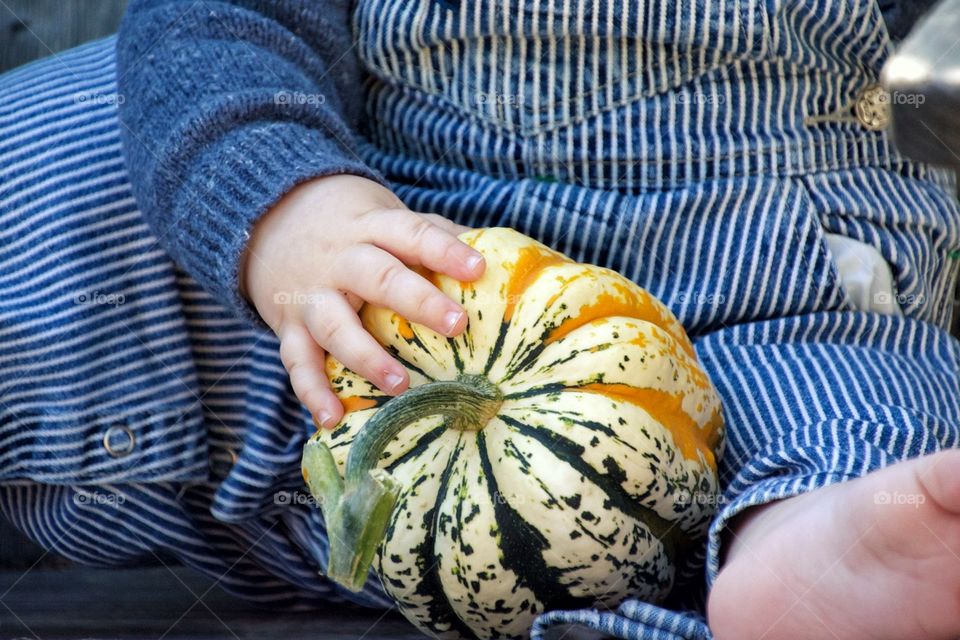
[117,1,484,426]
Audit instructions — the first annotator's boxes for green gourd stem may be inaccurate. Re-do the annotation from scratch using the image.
[301,374,502,591]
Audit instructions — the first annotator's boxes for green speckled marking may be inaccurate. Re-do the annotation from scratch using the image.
[477,430,593,614]
[498,415,685,559]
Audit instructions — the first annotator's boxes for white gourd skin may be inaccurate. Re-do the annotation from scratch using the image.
[303,228,724,640]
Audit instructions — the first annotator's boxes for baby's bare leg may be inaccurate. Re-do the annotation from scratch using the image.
[708,449,960,640]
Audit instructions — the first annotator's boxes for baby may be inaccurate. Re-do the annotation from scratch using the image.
[0,0,958,639]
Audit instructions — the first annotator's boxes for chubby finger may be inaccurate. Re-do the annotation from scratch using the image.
[278,323,343,429]
[361,208,485,282]
[421,212,472,237]
[335,244,468,337]
[301,288,409,396]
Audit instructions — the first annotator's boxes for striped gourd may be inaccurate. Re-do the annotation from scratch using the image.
[302,227,724,640]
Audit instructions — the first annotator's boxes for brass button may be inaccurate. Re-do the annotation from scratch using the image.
[853,85,891,132]
[103,425,136,457]
[209,449,239,474]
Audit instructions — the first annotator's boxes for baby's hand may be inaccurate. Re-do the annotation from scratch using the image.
[241,175,485,428]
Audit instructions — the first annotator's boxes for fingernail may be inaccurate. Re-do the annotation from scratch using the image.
[443,309,464,335]
[465,252,484,271]
[384,372,405,393]
[316,411,332,429]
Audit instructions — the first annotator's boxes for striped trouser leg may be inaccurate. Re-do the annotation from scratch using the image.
[531,311,960,639]
[0,38,394,611]
[698,311,960,581]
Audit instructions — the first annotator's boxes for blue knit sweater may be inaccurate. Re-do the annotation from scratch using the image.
[115,0,932,322]
[116,0,385,322]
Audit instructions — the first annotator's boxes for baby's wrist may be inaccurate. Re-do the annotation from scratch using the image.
[238,173,404,311]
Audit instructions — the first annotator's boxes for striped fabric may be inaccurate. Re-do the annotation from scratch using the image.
[358,0,959,333]
[363,1,892,186]
[0,39,393,610]
[0,1,958,639]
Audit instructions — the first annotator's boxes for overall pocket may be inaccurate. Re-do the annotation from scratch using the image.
[354,0,769,137]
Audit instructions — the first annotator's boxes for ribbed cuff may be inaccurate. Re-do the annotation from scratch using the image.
[167,122,385,328]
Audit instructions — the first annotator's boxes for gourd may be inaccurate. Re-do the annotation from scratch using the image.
[302,227,724,640]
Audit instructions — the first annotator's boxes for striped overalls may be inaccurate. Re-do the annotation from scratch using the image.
[1,1,958,638]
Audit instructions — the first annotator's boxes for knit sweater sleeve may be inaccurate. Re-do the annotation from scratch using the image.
[116,0,383,322]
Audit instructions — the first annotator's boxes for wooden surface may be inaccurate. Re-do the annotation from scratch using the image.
[0,566,427,640]
[0,566,603,640]
[0,0,126,73]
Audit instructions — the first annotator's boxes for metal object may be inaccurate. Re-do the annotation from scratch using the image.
[803,84,892,131]
[854,85,893,131]
[102,424,136,457]
[881,0,960,166]
[881,0,960,339]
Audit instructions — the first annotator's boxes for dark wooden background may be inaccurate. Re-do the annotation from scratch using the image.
[0,0,126,73]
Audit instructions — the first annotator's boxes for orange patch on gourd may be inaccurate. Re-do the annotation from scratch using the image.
[542,272,589,309]
[571,383,718,468]
[462,229,487,247]
[456,230,487,292]
[630,332,649,349]
[394,314,415,340]
[704,406,724,452]
[650,329,711,391]
[341,396,380,414]
[544,282,695,358]
[502,246,568,322]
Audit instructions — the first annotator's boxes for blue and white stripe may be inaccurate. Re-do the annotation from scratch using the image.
[1,0,959,637]
[0,38,392,610]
